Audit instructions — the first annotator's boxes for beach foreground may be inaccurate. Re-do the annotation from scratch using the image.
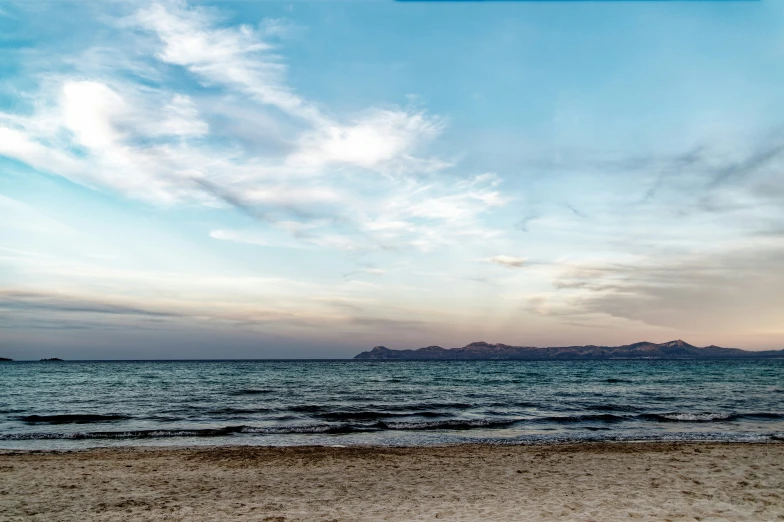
[1,442,783,521]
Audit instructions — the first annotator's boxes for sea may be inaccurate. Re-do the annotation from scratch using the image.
[1,359,783,450]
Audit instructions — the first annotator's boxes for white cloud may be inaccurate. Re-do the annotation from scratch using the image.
[0,127,84,181]
[0,0,508,257]
[61,81,125,149]
[0,79,214,203]
[488,255,527,268]
[244,186,342,205]
[290,109,444,171]
[157,94,210,137]
[131,0,318,122]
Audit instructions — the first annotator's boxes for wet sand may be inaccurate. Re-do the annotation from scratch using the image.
[1,442,783,521]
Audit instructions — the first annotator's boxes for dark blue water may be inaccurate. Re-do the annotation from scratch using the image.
[1,360,783,449]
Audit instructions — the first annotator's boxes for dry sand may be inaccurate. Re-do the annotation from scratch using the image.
[1,442,783,521]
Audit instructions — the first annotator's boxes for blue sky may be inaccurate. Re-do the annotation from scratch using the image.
[1,0,783,359]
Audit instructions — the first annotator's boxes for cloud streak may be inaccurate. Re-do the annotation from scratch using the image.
[131,0,318,122]
[0,290,181,318]
[536,245,784,336]
[488,255,526,268]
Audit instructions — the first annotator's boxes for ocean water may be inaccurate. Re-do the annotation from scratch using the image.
[1,359,783,450]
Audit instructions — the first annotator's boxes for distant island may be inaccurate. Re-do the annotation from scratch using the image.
[0,357,12,362]
[39,357,64,362]
[354,340,784,360]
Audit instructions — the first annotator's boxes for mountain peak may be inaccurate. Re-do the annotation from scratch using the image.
[465,341,493,348]
[662,339,695,348]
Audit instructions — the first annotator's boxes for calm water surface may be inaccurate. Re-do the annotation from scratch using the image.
[1,360,782,449]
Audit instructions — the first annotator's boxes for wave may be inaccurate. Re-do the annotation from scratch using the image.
[641,412,735,422]
[483,401,539,408]
[649,413,732,422]
[205,407,275,415]
[243,425,373,435]
[19,414,132,425]
[386,402,473,411]
[743,412,784,420]
[228,389,274,396]
[0,419,519,440]
[316,411,784,425]
[290,405,327,413]
[538,413,628,423]
[588,404,642,413]
[0,424,375,440]
[641,395,678,402]
[537,411,783,424]
[315,411,444,421]
[6,409,782,441]
[0,408,26,415]
[3,423,783,443]
[377,419,519,431]
[2,426,248,440]
[641,412,783,422]
[143,415,186,422]
[290,402,473,415]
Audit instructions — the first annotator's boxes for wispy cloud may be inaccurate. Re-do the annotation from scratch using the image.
[0,0,495,257]
[131,0,316,122]
[532,244,784,336]
[0,290,181,318]
[488,255,526,268]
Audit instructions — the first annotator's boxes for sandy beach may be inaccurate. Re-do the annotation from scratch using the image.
[1,442,782,521]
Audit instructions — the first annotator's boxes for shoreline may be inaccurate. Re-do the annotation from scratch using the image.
[2,441,783,520]
[2,437,784,453]
[2,428,782,451]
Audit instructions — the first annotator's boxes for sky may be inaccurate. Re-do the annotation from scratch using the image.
[1,0,783,359]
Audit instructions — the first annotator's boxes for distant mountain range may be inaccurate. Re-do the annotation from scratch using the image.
[354,340,784,360]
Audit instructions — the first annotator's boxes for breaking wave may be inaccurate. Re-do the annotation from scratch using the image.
[8,409,784,442]
[642,412,784,422]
